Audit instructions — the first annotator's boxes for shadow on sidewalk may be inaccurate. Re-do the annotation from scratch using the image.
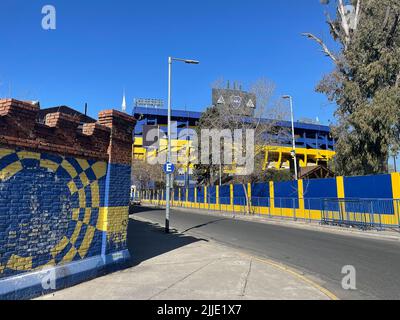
[127,217,208,267]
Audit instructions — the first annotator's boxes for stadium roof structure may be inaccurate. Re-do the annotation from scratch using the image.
[133,106,331,133]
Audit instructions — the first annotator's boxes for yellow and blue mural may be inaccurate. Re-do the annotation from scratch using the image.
[0,147,131,299]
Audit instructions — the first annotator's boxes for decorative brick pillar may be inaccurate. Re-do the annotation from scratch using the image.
[98,110,136,257]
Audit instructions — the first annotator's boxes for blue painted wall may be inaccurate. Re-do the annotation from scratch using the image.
[274,181,299,209]
[303,178,337,211]
[208,186,217,204]
[219,185,230,205]
[233,185,246,206]
[344,175,394,214]
[251,183,269,207]
[197,187,205,203]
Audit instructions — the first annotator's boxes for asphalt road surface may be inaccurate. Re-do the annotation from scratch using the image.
[131,207,400,300]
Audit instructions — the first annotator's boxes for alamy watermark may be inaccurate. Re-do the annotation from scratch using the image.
[145,124,255,176]
[40,267,56,291]
[341,265,357,290]
[41,5,56,30]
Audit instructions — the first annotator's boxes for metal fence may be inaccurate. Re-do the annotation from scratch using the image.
[321,198,399,230]
[141,192,400,231]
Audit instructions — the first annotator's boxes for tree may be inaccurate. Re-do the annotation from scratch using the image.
[131,160,165,190]
[193,78,290,214]
[304,0,400,176]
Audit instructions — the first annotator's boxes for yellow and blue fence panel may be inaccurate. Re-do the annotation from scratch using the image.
[143,173,400,228]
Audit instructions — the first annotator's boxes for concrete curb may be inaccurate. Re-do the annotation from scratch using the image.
[1,250,131,300]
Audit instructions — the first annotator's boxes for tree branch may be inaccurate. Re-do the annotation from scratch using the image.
[383,6,391,30]
[338,0,350,39]
[387,13,400,46]
[302,33,339,65]
[338,0,351,45]
[354,0,361,31]
[325,11,341,40]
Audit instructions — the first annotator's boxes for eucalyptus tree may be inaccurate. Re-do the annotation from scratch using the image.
[304,0,400,175]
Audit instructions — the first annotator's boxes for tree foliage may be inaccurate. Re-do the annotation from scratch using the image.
[305,0,400,175]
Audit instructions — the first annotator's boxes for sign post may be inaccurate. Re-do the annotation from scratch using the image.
[163,162,175,233]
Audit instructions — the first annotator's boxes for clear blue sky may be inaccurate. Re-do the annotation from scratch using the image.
[0,0,338,124]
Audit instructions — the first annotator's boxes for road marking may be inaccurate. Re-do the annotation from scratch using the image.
[238,251,339,300]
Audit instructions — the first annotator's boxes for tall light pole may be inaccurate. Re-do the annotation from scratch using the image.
[165,57,199,233]
[282,95,298,180]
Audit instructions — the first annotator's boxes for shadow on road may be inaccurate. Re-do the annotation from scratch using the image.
[127,216,208,267]
[129,205,161,215]
[181,219,228,233]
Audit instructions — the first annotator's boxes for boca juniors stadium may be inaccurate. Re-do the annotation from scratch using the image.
[132,87,336,187]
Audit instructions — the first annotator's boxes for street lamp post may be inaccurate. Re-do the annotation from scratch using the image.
[283,95,298,180]
[165,57,199,233]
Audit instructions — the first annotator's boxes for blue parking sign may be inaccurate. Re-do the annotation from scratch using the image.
[163,162,175,174]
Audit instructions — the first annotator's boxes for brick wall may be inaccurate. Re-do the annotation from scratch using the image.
[0,99,136,299]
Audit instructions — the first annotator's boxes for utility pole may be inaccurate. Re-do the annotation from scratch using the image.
[165,57,199,233]
[283,95,298,180]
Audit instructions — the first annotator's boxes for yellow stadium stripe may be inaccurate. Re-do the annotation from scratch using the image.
[70,221,83,245]
[336,176,345,198]
[6,255,32,271]
[391,173,400,199]
[51,237,70,258]
[79,171,90,187]
[391,173,400,225]
[269,181,275,212]
[83,208,92,225]
[40,159,59,173]
[68,180,78,195]
[298,180,305,217]
[91,162,107,180]
[91,182,100,208]
[0,162,23,181]
[0,148,13,159]
[61,160,78,179]
[72,208,80,221]
[17,151,40,161]
[97,207,108,232]
[76,159,90,171]
[78,188,86,208]
[62,246,78,264]
[78,226,96,258]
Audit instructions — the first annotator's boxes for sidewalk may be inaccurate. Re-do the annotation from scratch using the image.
[37,216,333,300]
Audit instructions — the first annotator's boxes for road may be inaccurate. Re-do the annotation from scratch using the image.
[132,207,400,300]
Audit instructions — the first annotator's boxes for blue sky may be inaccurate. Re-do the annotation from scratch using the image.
[0,0,338,124]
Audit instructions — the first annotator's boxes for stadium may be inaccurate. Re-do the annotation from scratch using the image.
[132,88,336,187]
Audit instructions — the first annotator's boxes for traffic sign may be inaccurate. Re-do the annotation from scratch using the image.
[163,162,175,174]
